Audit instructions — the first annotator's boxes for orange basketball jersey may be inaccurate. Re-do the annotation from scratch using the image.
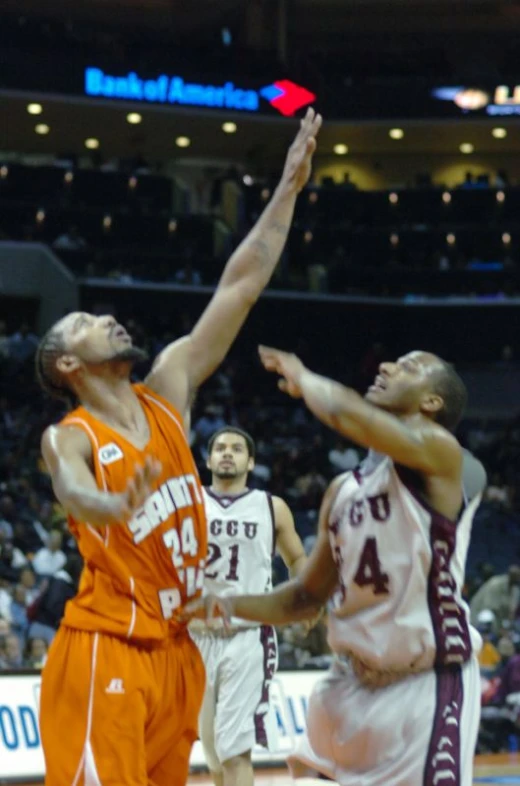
[58,383,207,642]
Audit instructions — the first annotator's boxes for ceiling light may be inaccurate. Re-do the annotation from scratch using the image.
[333,144,348,155]
[496,190,506,203]
[389,128,404,140]
[502,232,511,245]
[459,143,474,154]
[390,233,399,246]
[446,233,456,245]
[492,127,507,139]
[85,138,100,150]
[27,103,43,115]
[126,112,142,125]
[222,122,237,134]
[243,175,253,186]
[442,191,452,204]
[35,124,50,135]
[36,209,45,223]
[176,136,191,148]
[389,192,399,204]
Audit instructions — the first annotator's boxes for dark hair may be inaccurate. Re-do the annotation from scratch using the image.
[35,326,76,407]
[430,360,468,432]
[207,426,256,459]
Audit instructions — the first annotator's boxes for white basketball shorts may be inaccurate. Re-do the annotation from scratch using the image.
[287,655,481,786]
[192,626,279,772]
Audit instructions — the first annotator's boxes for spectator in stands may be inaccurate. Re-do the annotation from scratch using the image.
[471,564,520,632]
[3,633,23,668]
[494,650,520,705]
[0,540,24,582]
[0,577,12,621]
[9,323,38,364]
[27,554,82,645]
[0,495,15,540]
[32,529,66,577]
[25,637,48,668]
[0,321,10,361]
[52,225,87,252]
[173,258,202,286]
[19,566,39,605]
[10,584,29,643]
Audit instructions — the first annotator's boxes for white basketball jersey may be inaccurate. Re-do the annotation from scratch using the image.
[327,455,482,672]
[202,487,275,608]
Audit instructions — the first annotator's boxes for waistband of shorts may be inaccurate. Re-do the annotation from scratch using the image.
[334,651,430,690]
[190,623,255,639]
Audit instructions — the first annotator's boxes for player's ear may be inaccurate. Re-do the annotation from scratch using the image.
[56,354,81,376]
[420,392,443,418]
[248,457,255,472]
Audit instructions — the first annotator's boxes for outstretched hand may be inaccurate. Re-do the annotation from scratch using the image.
[179,593,234,626]
[259,345,306,398]
[116,456,162,521]
[282,107,323,194]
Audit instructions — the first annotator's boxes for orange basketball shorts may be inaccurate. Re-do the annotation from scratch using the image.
[40,626,205,786]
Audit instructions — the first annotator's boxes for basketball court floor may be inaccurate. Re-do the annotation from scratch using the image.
[15,753,520,785]
[190,757,518,785]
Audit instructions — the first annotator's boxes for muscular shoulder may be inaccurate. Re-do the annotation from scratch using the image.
[41,423,92,469]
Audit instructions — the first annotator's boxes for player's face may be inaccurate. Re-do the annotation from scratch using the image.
[57,312,146,368]
[365,350,442,416]
[208,433,254,481]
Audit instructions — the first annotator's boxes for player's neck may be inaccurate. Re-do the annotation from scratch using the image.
[210,478,248,496]
[79,373,141,430]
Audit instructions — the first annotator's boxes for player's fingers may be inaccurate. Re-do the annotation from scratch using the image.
[311,113,323,137]
[306,137,317,157]
[125,479,138,510]
[278,379,290,394]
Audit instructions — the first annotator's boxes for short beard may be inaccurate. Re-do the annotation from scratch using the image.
[110,346,149,365]
[214,469,238,480]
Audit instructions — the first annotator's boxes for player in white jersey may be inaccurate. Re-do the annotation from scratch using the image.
[191,426,308,786]
[185,348,485,786]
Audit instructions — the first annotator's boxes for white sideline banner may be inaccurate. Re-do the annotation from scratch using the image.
[0,670,323,781]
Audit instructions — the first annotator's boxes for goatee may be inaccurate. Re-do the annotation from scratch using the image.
[111,346,149,365]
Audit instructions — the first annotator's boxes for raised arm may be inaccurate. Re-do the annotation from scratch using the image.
[182,476,343,627]
[145,108,322,417]
[259,347,461,478]
[273,495,306,577]
[41,425,161,525]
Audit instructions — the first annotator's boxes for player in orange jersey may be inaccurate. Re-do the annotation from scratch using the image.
[35,108,322,786]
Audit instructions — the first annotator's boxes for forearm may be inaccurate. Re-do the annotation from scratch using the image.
[219,182,297,298]
[55,482,118,524]
[298,370,358,430]
[231,578,323,625]
[288,554,307,579]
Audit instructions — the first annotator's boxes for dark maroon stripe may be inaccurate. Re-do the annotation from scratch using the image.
[395,464,464,525]
[266,492,276,558]
[427,509,472,667]
[254,625,277,748]
[423,666,463,786]
[204,486,254,508]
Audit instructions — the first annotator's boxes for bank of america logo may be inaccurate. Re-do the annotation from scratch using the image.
[260,80,316,116]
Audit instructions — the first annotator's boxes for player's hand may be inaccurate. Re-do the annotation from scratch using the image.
[180,593,235,625]
[299,607,325,634]
[107,457,162,523]
[259,345,306,398]
[281,108,322,194]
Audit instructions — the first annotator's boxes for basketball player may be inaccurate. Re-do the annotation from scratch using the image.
[34,108,322,786]
[192,426,307,786]
[185,347,485,786]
